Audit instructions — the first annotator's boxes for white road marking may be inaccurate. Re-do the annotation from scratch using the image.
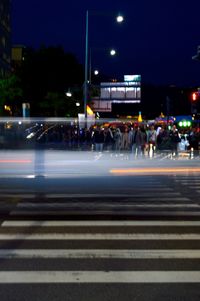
[0,233,200,240]
[188,186,200,189]
[1,271,200,283]
[3,220,200,227]
[10,210,200,216]
[16,203,198,209]
[0,192,180,199]
[94,153,103,161]
[175,180,200,183]
[0,249,200,259]
[45,192,176,198]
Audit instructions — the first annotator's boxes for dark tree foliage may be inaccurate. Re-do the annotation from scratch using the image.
[0,75,23,115]
[15,46,84,116]
[141,84,192,119]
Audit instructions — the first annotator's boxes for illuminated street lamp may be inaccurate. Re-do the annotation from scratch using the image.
[94,70,99,76]
[84,11,124,119]
[110,49,116,56]
[116,15,124,23]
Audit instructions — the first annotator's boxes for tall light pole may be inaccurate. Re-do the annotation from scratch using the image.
[83,10,124,121]
[84,10,89,120]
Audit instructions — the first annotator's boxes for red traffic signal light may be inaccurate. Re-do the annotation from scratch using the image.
[192,92,198,101]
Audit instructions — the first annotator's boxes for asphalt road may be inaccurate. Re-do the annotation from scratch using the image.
[0,150,200,300]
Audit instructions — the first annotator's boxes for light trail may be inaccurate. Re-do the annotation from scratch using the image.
[0,160,32,164]
[110,167,200,175]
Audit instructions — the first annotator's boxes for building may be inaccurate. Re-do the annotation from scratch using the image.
[0,0,11,77]
[11,45,26,70]
[91,75,141,114]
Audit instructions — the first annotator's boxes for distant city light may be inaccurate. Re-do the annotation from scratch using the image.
[94,70,99,75]
[66,91,72,97]
[4,105,11,112]
[76,102,80,107]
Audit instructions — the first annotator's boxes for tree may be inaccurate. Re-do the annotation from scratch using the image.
[15,46,84,116]
[40,91,83,117]
[0,75,23,115]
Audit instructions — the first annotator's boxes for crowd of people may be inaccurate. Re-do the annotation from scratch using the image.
[37,122,200,156]
[1,122,200,156]
[91,124,200,156]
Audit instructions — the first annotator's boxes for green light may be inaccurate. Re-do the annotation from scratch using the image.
[179,121,183,127]
[187,121,191,127]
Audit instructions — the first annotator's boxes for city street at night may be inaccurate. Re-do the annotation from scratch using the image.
[1,0,200,299]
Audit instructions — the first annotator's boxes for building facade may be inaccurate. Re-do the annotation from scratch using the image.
[91,75,141,113]
[0,0,11,77]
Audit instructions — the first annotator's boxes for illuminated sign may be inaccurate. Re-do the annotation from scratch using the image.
[124,75,141,82]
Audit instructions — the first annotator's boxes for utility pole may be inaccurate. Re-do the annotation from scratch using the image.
[166,96,170,124]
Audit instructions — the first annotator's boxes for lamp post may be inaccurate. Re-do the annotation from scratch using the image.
[83,10,124,121]
[84,10,89,121]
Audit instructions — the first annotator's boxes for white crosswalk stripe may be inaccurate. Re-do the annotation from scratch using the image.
[0,249,200,259]
[1,271,200,283]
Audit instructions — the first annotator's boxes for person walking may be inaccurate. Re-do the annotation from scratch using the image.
[169,125,180,157]
[147,125,157,156]
[93,126,104,152]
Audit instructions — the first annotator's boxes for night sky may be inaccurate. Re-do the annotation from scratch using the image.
[12,0,200,87]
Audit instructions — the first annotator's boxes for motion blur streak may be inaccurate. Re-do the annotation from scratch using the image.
[0,160,32,164]
[110,168,200,175]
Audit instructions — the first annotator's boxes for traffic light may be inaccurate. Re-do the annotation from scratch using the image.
[178,121,191,127]
[192,92,198,101]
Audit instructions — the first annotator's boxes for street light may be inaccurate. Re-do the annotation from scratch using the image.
[84,10,124,120]
[110,49,116,56]
[116,15,124,23]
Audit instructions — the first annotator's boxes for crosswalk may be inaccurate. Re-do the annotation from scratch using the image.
[0,174,200,299]
[0,218,200,284]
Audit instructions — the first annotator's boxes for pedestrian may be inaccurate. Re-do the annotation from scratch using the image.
[121,126,129,150]
[131,126,147,157]
[169,125,180,156]
[114,127,122,151]
[93,126,104,152]
[104,127,114,151]
[147,125,157,156]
